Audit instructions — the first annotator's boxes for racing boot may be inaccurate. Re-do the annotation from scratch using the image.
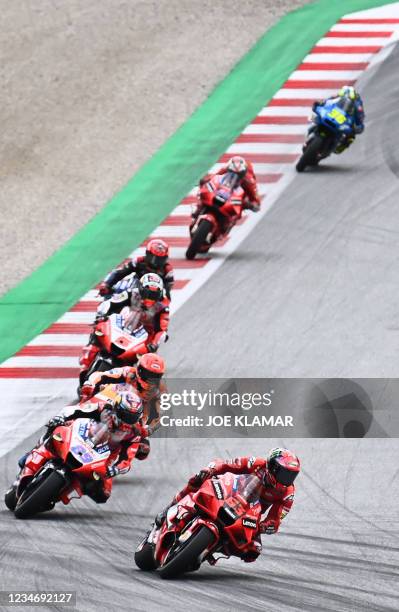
[135,438,150,461]
[335,135,354,154]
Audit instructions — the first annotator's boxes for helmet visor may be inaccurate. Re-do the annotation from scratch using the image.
[146,253,167,269]
[137,364,163,383]
[274,464,299,486]
[116,405,140,425]
[140,286,162,302]
[337,97,355,114]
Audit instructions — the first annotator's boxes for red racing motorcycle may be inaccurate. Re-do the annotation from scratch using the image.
[186,172,246,260]
[134,472,263,578]
[79,309,149,387]
[5,385,141,519]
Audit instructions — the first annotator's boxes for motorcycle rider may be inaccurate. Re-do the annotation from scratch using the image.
[80,353,166,427]
[98,239,174,299]
[192,155,261,223]
[7,391,152,508]
[80,273,170,379]
[155,448,300,563]
[309,85,365,153]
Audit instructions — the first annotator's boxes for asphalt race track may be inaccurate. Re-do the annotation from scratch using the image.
[1,437,399,612]
[1,45,399,612]
[161,44,399,379]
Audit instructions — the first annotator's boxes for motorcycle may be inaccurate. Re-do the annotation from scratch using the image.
[186,172,245,260]
[134,472,263,579]
[296,98,355,172]
[79,309,149,387]
[5,385,141,519]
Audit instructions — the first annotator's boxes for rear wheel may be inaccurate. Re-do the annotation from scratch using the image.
[134,538,157,571]
[14,470,66,519]
[159,525,215,579]
[186,220,213,260]
[296,135,324,172]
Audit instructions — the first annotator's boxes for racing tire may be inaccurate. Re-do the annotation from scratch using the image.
[4,486,18,511]
[134,539,157,571]
[159,525,215,580]
[296,135,324,172]
[14,470,66,519]
[186,220,213,260]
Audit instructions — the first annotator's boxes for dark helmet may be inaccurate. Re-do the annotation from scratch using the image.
[265,448,300,487]
[145,239,169,270]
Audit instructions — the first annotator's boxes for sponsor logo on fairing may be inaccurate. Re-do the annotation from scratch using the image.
[212,479,224,500]
[242,517,257,529]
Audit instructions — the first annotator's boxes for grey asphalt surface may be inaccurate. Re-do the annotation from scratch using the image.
[0,0,310,296]
[2,5,399,612]
[1,437,398,612]
[1,45,399,612]
[160,43,399,379]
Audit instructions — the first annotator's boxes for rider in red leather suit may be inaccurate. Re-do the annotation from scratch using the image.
[156,448,300,562]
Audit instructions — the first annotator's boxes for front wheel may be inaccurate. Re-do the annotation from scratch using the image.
[186,219,213,260]
[296,135,325,172]
[134,538,157,571]
[14,470,66,519]
[4,485,18,511]
[159,525,216,579]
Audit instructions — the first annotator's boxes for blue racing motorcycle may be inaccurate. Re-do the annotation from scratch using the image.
[296,98,355,172]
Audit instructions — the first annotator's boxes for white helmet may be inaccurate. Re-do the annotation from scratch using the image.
[139,273,164,305]
[227,156,247,179]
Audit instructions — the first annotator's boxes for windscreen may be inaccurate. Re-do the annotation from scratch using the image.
[226,472,263,504]
[337,97,355,115]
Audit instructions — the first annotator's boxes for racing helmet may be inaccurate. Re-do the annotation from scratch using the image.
[338,85,356,100]
[265,448,300,487]
[114,391,143,425]
[139,273,164,307]
[136,353,165,391]
[226,156,247,180]
[145,239,169,270]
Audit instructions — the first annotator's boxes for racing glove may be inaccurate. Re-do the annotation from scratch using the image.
[98,282,112,297]
[46,416,65,431]
[199,174,211,186]
[105,465,120,478]
[260,520,278,535]
[80,382,95,402]
[312,99,324,111]
[101,406,117,430]
[245,200,260,213]
[188,468,213,488]
[115,459,132,474]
